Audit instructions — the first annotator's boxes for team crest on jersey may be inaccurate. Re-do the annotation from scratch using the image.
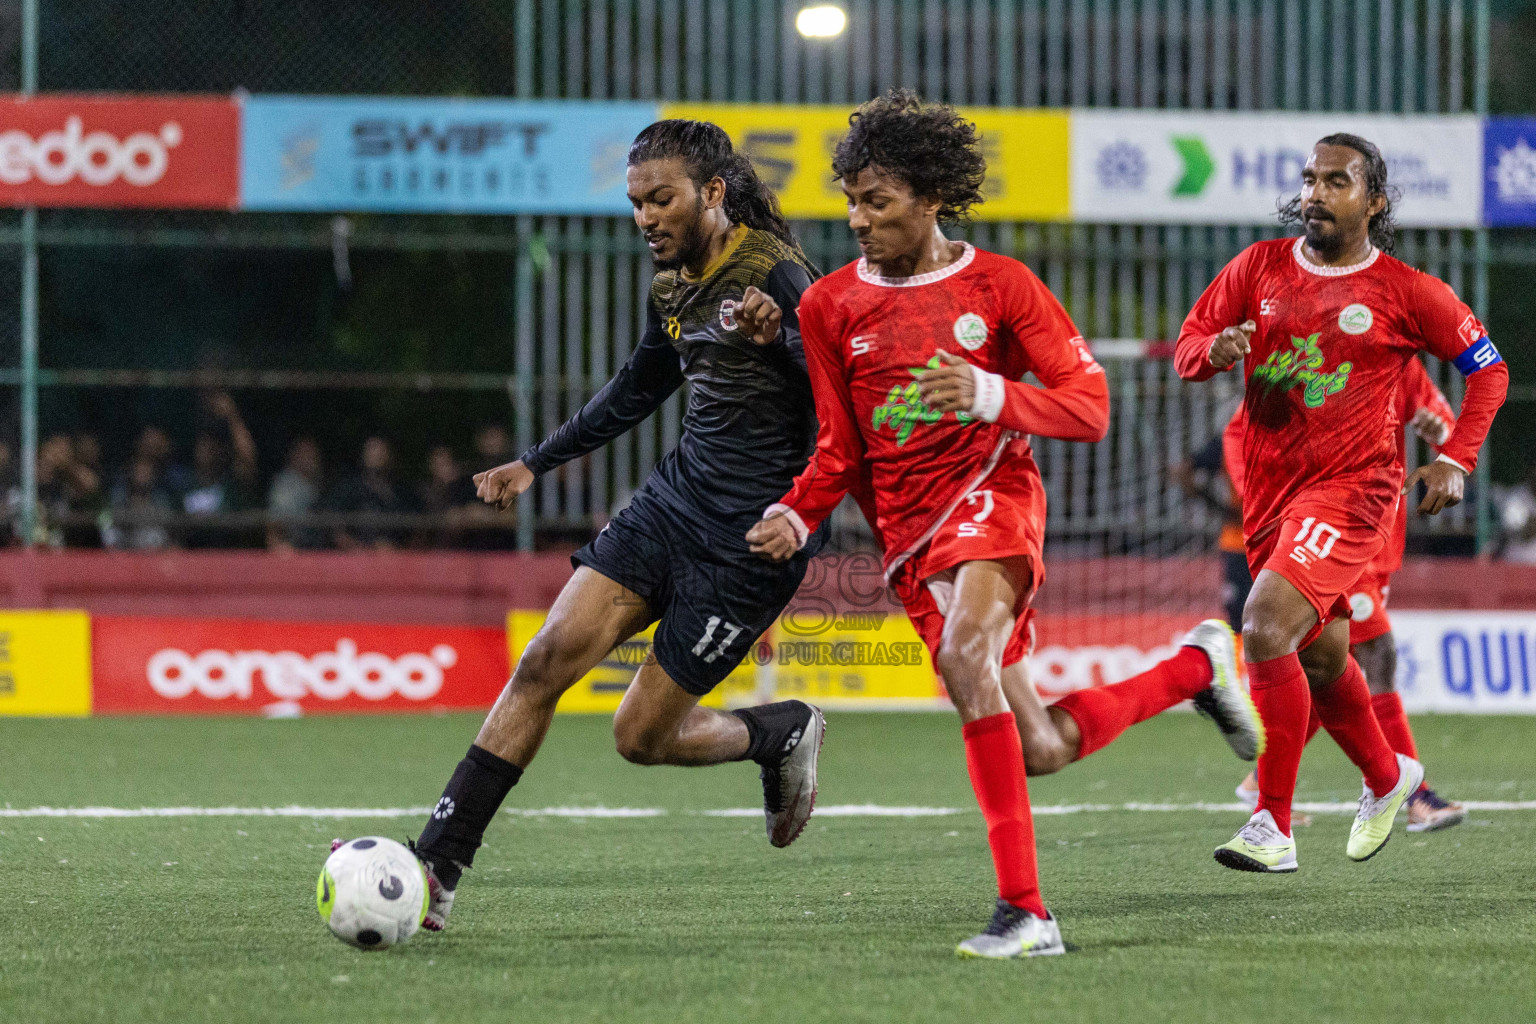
[871,355,977,446]
[719,299,738,331]
[953,312,988,351]
[1349,591,1375,622]
[1337,303,1373,335]
[1251,333,1353,408]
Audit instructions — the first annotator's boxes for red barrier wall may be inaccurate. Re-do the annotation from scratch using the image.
[0,550,1529,623]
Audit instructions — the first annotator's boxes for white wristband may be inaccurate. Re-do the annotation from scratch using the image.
[763,503,809,550]
[1435,453,1469,474]
[966,363,1006,423]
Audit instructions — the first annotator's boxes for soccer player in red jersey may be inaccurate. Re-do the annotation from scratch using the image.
[746,91,1263,958]
[1232,359,1468,831]
[1176,134,1508,872]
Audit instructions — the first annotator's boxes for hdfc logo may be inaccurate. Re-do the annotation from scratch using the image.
[0,95,239,209]
[0,116,184,187]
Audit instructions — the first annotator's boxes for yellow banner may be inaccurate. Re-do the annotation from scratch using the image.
[508,610,942,713]
[659,103,1070,222]
[0,610,92,717]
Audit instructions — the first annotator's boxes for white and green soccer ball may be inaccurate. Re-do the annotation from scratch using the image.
[316,836,428,950]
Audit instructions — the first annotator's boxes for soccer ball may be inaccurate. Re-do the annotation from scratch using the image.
[316,836,428,950]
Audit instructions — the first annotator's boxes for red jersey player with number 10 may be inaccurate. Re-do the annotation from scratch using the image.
[747,91,1263,959]
[1177,134,1508,873]
[1232,358,1470,832]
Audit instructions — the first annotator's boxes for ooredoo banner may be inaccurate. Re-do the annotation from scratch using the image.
[91,616,508,715]
[0,95,240,209]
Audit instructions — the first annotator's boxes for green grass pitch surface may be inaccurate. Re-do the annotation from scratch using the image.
[3,712,1533,1023]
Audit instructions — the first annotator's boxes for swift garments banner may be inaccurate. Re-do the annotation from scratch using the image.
[91,616,508,715]
[0,95,240,208]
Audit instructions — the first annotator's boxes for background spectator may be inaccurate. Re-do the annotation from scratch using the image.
[267,437,327,552]
[104,455,177,550]
[1495,460,1536,564]
[474,423,514,471]
[180,392,260,547]
[37,433,104,548]
[417,444,478,548]
[327,436,414,549]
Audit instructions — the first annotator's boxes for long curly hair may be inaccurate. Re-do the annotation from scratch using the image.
[1278,132,1401,254]
[628,119,808,262]
[831,89,988,224]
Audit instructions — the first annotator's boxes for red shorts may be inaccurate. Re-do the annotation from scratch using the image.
[891,465,1045,670]
[1346,571,1392,646]
[1247,509,1386,649]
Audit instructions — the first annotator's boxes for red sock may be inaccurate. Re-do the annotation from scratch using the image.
[962,712,1046,918]
[1370,691,1418,761]
[1304,706,1322,744]
[1313,658,1400,797]
[1249,653,1311,836]
[1051,646,1212,760]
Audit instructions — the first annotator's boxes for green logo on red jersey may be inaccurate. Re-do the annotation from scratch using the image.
[1250,333,1353,409]
[871,355,977,446]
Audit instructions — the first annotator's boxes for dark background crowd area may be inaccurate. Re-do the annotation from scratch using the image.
[7,388,529,551]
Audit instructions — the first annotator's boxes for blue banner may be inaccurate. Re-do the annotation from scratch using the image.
[240,96,659,213]
[1484,117,1536,227]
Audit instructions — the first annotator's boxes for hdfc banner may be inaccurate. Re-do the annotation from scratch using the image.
[0,95,240,209]
[92,616,508,715]
[1071,110,1482,227]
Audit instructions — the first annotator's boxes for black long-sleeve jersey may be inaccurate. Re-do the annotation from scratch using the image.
[521,226,820,550]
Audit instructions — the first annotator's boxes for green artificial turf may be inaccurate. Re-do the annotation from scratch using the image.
[2,712,1533,1024]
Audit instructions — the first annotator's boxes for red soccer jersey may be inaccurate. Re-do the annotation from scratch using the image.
[1222,355,1456,578]
[1177,236,1507,547]
[773,244,1109,578]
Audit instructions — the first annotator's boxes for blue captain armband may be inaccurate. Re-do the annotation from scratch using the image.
[1454,336,1503,375]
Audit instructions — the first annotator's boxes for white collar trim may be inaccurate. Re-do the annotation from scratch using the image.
[1291,236,1379,277]
[857,242,976,287]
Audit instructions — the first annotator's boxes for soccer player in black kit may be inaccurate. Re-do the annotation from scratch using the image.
[405,121,826,931]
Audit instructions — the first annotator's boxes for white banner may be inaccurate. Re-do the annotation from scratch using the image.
[1071,111,1482,227]
[1390,611,1536,713]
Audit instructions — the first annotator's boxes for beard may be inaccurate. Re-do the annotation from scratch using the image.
[650,196,710,271]
[1302,207,1344,257]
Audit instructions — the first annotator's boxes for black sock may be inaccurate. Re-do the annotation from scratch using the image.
[415,744,523,888]
[732,700,813,764]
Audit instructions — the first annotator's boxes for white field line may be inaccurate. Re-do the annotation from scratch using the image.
[3,801,1536,819]
[700,804,969,818]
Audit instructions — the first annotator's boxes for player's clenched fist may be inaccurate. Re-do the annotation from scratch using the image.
[734,285,782,346]
[1402,460,1465,516]
[746,513,799,562]
[474,459,535,511]
[916,350,977,413]
[1207,320,1256,370]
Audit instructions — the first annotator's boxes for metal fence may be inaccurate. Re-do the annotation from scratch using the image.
[0,0,1501,555]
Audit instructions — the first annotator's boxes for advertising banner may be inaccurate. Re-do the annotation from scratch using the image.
[1484,117,1536,226]
[662,103,1071,221]
[0,610,92,716]
[1389,611,1536,713]
[1071,110,1482,227]
[240,96,656,213]
[91,616,508,715]
[0,94,240,209]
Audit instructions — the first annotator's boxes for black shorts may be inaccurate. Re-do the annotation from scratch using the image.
[572,490,813,696]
